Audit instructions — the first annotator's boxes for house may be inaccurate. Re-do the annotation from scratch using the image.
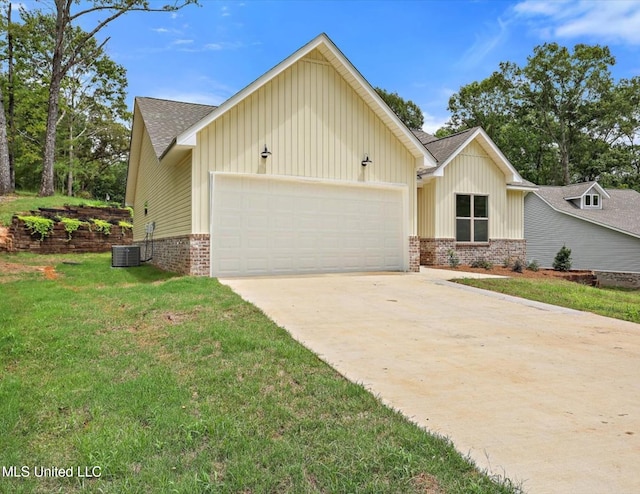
[525,182,640,272]
[412,128,536,266]
[126,33,534,277]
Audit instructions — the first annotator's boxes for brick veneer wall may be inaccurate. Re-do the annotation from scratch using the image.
[408,236,420,272]
[7,206,132,253]
[420,238,526,266]
[136,234,210,276]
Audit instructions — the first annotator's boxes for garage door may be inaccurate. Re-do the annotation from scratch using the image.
[210,173,407,277]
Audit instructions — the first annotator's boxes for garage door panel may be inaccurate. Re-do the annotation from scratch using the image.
[211,174,407,276]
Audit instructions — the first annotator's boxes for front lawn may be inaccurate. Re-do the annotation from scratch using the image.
[454,277,640,324]
[0,253,520,493]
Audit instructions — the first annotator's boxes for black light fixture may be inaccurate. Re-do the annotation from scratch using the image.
[361,154,372,167]
[260,145,272,159]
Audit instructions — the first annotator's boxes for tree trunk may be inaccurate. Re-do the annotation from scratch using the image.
[7,3,15,191]
[40,3,68,197]
[0,86,11,195]
[67,117,74,196]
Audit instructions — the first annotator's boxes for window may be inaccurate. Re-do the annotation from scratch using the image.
[456,194,488,243]
[583,194,600,209]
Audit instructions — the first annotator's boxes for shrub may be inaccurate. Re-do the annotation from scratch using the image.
[91,219,112,235]
[60,217,89,240]
[471,258,493,270]
[527,259,540,272]
[553,245,572,272]
[17,215,54,240]
[512,258,525,273]
[446,249,460,268]
[118,220,133,234]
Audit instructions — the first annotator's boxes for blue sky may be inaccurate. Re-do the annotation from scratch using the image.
[19,0,640,132]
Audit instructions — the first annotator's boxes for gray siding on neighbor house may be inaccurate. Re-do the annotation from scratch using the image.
[524,193,640,272]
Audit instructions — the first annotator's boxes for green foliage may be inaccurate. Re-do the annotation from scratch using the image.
[91,218,111,235]
[124,206,134,218]
[0,252,522,494]
[471,258,494,270]
[447,249,460,268]
[553,245,573,272]
[442,43,640,190]
[375,87,424,129]
[455,277,640,324]
[118,220,133,234]
[59,217,89,240]
[527,259,540,272]
[0,191,109,226]
[16,215,54,240]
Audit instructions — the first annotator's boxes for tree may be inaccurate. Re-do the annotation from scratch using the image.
[376,87,424,129]
[38,0,198,197]
[443,43,638,188]
[0,84,10,195]
[0,1,13,194]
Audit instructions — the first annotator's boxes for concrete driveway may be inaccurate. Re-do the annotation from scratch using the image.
[221,268,640,494]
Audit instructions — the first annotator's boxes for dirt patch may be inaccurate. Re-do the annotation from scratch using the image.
[432,264,596,283]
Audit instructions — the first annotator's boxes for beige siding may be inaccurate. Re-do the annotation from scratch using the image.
[192,49,417,234]
[131,126,192,241]
[432,140,520,239]
[417,182,436,237]
[506,190,525,239]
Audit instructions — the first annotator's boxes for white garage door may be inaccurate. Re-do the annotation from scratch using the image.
[210,173,408,277]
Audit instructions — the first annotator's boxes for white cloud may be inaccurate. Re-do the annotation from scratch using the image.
[152,27,170,33]
[172,39,194,45]
[514,0,640,45]
[457,16,511,70]
[221,6,231,17]
[204,41,244,51]
[421,110,449,135]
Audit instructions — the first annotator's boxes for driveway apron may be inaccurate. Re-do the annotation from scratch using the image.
[221,269,640,494]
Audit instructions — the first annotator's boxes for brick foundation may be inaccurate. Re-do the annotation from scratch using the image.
[138,234,422,276]
[420,238,526,266]
[408,235,420,272]
[136,234,210,276]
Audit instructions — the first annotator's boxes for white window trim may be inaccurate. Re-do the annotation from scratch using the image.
[583,193,601,209]
[455,194,489,244]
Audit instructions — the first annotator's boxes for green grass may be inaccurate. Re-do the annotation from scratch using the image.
[0,252,521,493]
[0,191,109,226]
[455,277,640,323]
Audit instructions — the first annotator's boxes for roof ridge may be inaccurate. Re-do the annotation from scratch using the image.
[136,95,218,109]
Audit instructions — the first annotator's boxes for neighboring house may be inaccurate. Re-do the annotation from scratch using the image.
[126,33,534,277]
[525,182,640,272]
[413,128,536,266]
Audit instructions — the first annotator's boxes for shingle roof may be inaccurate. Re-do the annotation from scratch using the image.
[560,182,599,199]
[136,97,216,159]
[411,129,439,145]
[413,127,479,164]
[535,185,640,238]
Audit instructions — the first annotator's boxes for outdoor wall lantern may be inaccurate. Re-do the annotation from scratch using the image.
[361,154,372,167]
[260,145,272,159]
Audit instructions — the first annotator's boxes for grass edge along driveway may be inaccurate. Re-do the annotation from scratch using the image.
[453,277,640,324]
[0,253,521,494]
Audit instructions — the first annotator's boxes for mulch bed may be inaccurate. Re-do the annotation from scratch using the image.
[431,264,596,283]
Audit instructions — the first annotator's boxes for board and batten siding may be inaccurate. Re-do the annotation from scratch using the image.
[131,125,192,241]
[524,193,640,272]
[426,141,524,239]
[192,49,418,234]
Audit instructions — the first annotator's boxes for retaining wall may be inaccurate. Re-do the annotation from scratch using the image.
[6,205,133,254]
